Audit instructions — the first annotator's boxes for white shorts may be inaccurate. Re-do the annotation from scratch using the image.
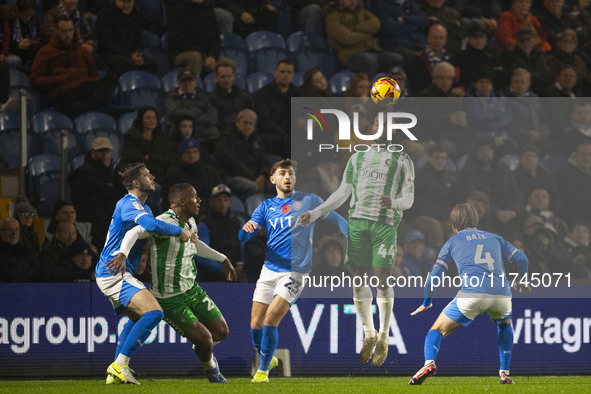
[252,265,308,305]
[96,272,146,313]
[443,291,512,327]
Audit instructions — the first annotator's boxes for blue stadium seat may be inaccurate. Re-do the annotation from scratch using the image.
[118,70,162,106]
[294,49,325,73]
[9,69,30,88]
[292,72,303,87]
[221,32,246,49]
[540,154,568,178]
[220,47,249,76]
[234,74,246,90]
[32,111,81,160]
[0,111,20,131]
[203,73,216,93]
[74,112,122,159]
[230,195,246,217]
[245,31,286,52]
[246,72,273,95]
[71,154,86,170]
[118,111,138,134]
[287,31,327,54]
[128,89,165,114]
[161,31,168,51]
[28,153,70,216]
[32,111,73,134]
[141,30,161,49]
[0,129,35,168]
[245,193,274,216]
[253,47,289,74]
[329,70,355,96]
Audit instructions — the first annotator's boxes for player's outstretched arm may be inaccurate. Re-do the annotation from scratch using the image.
[136,214,185,238]
[411,264,446,316]
[195,240,237,281]
[300,181,353,226]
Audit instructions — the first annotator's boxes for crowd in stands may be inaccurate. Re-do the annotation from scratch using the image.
[1,0,591,284]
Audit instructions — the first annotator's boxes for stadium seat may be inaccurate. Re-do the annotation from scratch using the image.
[293,49,325,73]
[230,195,246,217]
[28,153,70,216]
[540,154,568,178]
[292,72,303,87]
[500,153,520,171]
[141,30,161,49]
[0,129,35,169]
[74,112,122,159]
[287,31,327,54]
[32,111,81,160]
[135,0,162,15]
[32,111,73,134]
[203,73,216,93]
[220,47,249,77]
[246,72,273,95]
[245,31,286,52]
[71,154,86,170]
[9,69,30,88]
[118,111,138,134]
[234,73,246,90]
[0,111,20,131]
[253,47,289,74]
[128,88,165,114]
[161,31,168,51]
[245,193,273,215]
[118,70,161,107]
[329,70,355,96]
[221,32,246,49]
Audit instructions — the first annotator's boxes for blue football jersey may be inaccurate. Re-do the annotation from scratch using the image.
[435,228,519,296]
[249,191,338,273]
[95,194,154,277]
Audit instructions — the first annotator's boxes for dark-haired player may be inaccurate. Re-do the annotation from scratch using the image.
[95,163,190,384]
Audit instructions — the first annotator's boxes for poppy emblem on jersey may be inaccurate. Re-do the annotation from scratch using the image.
[282,205,290,213]
[293,201,303,211]
[132,201,144,210]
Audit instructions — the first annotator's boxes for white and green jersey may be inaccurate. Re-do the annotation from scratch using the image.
[344,148,415,226]
[116,209,227,299]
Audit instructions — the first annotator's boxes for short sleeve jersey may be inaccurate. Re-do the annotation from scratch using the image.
[344,148,414,226]
[95,193,154,277]
[249,191,324,274]
[435,228,519,296]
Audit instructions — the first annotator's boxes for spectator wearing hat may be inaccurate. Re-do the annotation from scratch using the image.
[121,105,173,185]
[494,0,551,56]
[196,184,242,282]
[405,144,454,247]
[513,145,557,203]
[312,233,350,278]
[13,199,40,254]
[400,230,430,277]
[216,109,271,201]
[557,141,591,225]
[210,61,251,129]
[164,69,220,150]
[0,217,39,282]
[465,190,497,233]
[457,139,523,230]
[39,221,97,282]
[534,0,588,46]
[162,138,222,210]
[455,25,497,89]
[499,27,552,94]
[69,136,125,250]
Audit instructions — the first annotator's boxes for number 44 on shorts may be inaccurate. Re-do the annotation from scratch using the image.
[378,244,395,259]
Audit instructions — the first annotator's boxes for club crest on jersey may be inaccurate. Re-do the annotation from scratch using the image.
[293,201,303,211]
[132,201,144,210]
[282,205,290,213]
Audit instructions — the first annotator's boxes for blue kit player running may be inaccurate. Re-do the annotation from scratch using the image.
[240,159,348,383]
[95,163,191,385]
[409,203,530,386]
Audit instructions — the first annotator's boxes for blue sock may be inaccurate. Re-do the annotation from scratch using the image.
[119,310,163,358]
[424,329,443,362]
[259,325,278,372]
[251,328,263,353]
[115,320,135,360]
[497,324,513,371]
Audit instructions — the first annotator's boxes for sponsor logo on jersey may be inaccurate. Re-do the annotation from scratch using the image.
[132,202,144,210]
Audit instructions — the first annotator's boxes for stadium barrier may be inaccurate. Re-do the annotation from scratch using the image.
[1,283,590,377]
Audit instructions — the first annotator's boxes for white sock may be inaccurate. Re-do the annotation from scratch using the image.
[425,359,435,366]
[353,285,375,339]
[376,286,394,341]
[500,369,510,376]
[115,354,130,367]
[200,354,217,370]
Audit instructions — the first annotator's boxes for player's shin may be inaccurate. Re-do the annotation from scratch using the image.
[251,328,263,353]
[497,323,514,374]
[259,325,278,372]
[376,286,394,340]
[424,329,443,364]
[353,285,376,338]
[115,320,135,360]
[117,310,164,365]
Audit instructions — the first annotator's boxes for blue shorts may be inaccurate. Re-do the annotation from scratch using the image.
[96,272,146,314]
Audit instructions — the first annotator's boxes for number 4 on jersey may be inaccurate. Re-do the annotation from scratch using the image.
[474,244,495,270]
[378,244,395,259]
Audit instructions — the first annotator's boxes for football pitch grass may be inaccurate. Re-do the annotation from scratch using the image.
[1,376,590,393]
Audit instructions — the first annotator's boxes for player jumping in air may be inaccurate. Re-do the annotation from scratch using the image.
[111,183,237,383]
[299,118,415,366]
[95,163,191,384]
[241,159,348,383]
[409,203,530,385]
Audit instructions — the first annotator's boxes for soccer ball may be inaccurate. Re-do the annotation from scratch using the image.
[371,77,401,106]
